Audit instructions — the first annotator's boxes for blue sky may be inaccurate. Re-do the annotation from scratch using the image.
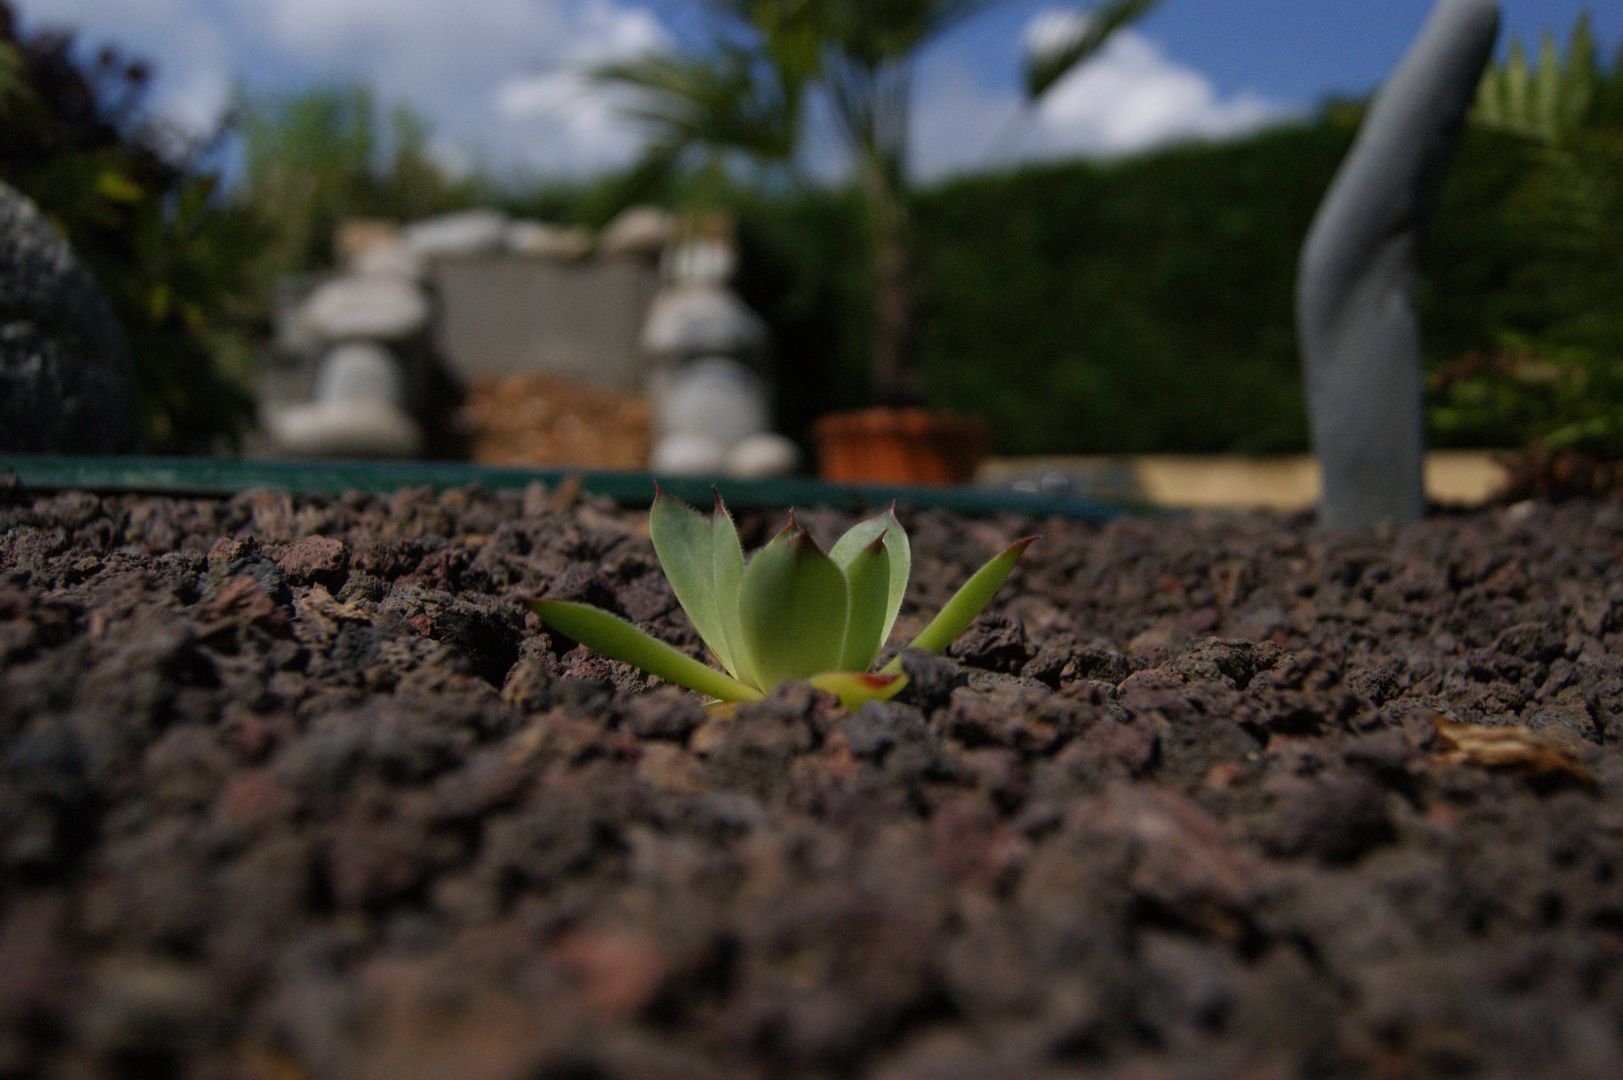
[948,1,1619,105]
[17,0,1620,181]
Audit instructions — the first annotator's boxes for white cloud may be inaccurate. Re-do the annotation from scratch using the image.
[913,15,1298,180]
[489,71,652,175]
[1030,30,1291,154]
[490,4,670,174]
[1022,8,1094,65]
[17,0,1296,182]
[17,0,668,174]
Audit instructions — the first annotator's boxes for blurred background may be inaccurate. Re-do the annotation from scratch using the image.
[2,0,1619,502]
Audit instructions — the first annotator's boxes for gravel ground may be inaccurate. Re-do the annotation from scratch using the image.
[3,476,1623,1080]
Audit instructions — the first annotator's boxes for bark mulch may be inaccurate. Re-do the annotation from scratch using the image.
[3,477,1623,1080]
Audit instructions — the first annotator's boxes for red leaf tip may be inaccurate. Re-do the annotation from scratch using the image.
[786,525,823,556]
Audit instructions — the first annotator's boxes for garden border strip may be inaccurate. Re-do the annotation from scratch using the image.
[0,454,1140,520]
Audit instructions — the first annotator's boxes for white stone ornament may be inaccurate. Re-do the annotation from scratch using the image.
[599,206,676,258]
[313,342,406,406]
[268,340,422,458]
[299,274,431,342]
[662,239,737,287]
[268,402,423,459]
[658,357,770,449]
[650,431,728,475]
[724,431,801,478]
[504,220,593,260]
[350,239,426,282]
[641,286,769,359]
[402,210,509,260]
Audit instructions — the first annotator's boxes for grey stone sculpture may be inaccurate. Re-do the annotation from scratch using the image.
[1297,0,1499,527]
[0,180,143,453]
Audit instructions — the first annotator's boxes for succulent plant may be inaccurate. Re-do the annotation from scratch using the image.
[531,489,1034,708]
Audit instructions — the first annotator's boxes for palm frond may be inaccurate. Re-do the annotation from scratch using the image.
[1024,0,1165,100]
[587,45,798,165]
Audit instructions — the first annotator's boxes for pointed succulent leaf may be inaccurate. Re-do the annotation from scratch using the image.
[737,523,848,690]
[808,671,910,710]
[649,487,739,676]
[829,505,910,653]
[883,537,1037,672]
[531,600,762,702]
[708,493,756,689]
[837,532,892,672]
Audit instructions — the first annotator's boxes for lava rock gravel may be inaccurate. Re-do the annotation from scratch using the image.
[3,481,1623,1080]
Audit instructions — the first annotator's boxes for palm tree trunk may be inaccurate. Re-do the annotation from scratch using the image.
[867,169,921,405]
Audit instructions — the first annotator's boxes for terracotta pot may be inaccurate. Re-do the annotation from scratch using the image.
[811,407,990,485]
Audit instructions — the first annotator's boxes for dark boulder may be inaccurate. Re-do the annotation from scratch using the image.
[0,179,142,452]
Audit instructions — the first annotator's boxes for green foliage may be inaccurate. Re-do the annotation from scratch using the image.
[0,2,267,451]
[724,55,1621,459]
[909,119,1358,454]
[586,45,800,200]
[531,490,1030,708]
[1429,342,1623,457]
[732,186,876,439]
[589,1,1158,403]
[1472,14,1599,141]
[1428,14,1623,456]
[878,536,1034,671]
[727,121,1350,455]
[529,594,763,703]
[236,82,478,282]
[0,14,479,453]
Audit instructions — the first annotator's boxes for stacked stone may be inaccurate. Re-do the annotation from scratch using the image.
[266,225,420,458]
[267,264,429,457]
[642,228,800,478]
[261,206,797,476]
[264,210,604,459]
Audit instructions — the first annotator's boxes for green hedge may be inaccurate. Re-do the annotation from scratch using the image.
[731,108,1605,457]
[911,120,1355,454]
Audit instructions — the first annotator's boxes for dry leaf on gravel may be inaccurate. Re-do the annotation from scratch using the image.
[1429,712,1595,787]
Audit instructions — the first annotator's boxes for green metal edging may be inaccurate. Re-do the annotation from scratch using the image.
[0,455,1145,521]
